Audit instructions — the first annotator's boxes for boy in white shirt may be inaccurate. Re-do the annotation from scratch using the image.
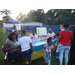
[18,30,33,65]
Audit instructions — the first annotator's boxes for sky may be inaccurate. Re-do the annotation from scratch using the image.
[0,9,49,20]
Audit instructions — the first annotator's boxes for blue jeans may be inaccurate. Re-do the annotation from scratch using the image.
[59,44,70,65]
[21,49,31,62]
[43,54,51,65]
[55,46,59,57]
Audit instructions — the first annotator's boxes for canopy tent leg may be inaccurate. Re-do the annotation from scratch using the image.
[3,27,5,35]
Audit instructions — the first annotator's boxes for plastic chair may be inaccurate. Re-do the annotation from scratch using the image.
[2,46,14,65]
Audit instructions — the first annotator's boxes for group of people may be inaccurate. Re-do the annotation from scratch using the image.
[3,22,75,65]
[44,22,73,65]
[3,28,38,65]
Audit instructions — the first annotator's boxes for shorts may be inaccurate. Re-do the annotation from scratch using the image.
[21,49,31,62]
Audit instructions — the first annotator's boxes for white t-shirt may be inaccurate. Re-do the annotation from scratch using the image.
[18,36,32,52]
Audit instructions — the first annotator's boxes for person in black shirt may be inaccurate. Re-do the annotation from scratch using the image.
[13,24,16,30]
[69,26,75,65]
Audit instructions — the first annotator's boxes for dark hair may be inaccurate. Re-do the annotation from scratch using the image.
[47,37,52,43]
[21,30,26,34]
[8,32,18,40]
[56,32,59,37]
[64,22,69,27]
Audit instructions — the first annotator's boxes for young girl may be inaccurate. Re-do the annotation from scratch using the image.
[43,37,54,65]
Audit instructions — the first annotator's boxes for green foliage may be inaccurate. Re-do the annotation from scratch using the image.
[0,9,11,21]
[16,9,75,25]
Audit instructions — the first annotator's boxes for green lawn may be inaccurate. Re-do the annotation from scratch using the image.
[0,27,70,65]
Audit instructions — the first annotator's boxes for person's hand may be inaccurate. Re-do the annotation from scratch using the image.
[31,51,33,54]
[31,52,33,54]
[18,48,21,51]
[31,50,33,54]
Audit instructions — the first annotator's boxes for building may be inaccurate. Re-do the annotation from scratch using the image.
[21,22,43,26]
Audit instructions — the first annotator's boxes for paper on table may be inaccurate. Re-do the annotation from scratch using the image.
[32,41,47,46]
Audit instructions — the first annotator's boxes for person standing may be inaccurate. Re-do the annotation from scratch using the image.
[69,26,75,65]
[43,38,54,65]
[59,22,73,65]
[12,24,16,32]
[13,24,16,30]
[29,30,38,38]
[47,29,55,39]
[60,24,64,31]
[18,30,33,65]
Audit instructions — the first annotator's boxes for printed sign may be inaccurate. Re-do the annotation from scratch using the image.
[37,27,47,36]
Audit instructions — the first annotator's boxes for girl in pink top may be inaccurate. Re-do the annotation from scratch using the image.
[43,38,54,65]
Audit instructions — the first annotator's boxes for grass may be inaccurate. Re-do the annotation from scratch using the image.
[0,27,70,65]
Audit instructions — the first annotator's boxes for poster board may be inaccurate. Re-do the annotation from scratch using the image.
[37,27,47,36]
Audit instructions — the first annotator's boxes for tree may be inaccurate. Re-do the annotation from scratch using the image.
[16,9,75,25]
[16,12,26,23]
[46,9,75,25]
[0,9,11,21]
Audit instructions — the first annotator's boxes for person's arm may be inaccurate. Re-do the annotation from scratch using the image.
[30,43,33,54]
[43,47,46,53]
[51,49,54,57]
[54,38,56,42]
[3,43,18,52]
[43,44,47,52]
[18,39,22,51]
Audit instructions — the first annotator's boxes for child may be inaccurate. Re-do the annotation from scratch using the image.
[43,37,54,65]
[18,30,33,65]
[54,32,59,58]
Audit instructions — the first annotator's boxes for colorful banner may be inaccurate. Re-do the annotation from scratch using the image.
[37,27,47,36]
